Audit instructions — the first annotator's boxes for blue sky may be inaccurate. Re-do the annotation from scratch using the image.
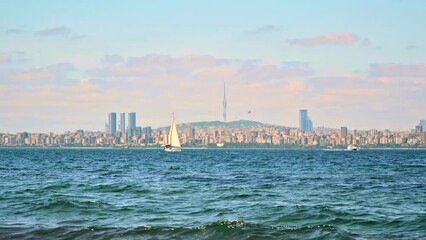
[1,0,426,132]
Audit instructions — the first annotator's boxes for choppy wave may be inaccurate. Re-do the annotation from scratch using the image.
[0,220,356,240]
[2,218,425,240]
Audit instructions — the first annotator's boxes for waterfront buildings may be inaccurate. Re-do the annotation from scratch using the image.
[422,132,426,144]
[1,124,426,148]
[2,115,426,148]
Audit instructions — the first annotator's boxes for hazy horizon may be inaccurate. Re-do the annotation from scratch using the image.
[1,0,425,133]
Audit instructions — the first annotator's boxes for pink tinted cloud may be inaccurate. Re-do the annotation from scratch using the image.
[3,52,425,132]
[13,70,52,81]
[1,62,75,83]
[0,53,11,63]
[101,54,125,64]
[89,54,313,86]
[287,32,359,46]
[370,64,426,78]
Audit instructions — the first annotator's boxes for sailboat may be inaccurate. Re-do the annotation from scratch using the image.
[164,114,182,152]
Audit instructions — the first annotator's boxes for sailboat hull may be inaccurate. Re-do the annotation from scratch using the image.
[164,145,182,152]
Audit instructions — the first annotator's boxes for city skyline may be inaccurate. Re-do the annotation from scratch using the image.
[1,1,426,132]
[2,118,426,148]
[1,109,426,147]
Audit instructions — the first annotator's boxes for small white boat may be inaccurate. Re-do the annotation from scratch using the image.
[347,145,359,151]
[216,142,224,147]
[164,114,181,152]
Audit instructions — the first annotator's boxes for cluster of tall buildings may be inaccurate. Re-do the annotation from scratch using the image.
[103,112,154,144]
[106,112,137,135]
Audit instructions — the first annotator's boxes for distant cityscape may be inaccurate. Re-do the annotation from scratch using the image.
[1,110,425,148]
[1,83,425,148]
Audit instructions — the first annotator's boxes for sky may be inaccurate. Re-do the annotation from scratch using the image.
[1,0,426,133]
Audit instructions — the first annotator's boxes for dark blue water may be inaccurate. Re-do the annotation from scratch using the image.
[0,148,425,239]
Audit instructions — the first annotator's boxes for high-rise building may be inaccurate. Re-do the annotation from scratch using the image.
[189,127,196,139]
[369,129,378,136]
[422,132,426,144]
[341,127,348,138]
[108,112,117,135]
[144,126,152,144]
[128,112,136,131]
[420,120,426,132]
[307,117,313,132]
[416,125,423,135]
[135,127,142,137]
[299,109,313,131]
[119,112,126,133]
[299,109,307,131]
[223,82,227,122]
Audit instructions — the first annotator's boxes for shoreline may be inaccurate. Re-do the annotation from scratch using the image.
[1,145,426,150]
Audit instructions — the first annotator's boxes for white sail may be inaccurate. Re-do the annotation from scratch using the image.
[169,116,181,148]
[167,123,172,145]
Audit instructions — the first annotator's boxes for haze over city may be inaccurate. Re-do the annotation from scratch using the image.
[1,1,426,133]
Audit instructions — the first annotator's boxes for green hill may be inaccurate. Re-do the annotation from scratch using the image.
[180,120,265,129]
[159,120,293,130]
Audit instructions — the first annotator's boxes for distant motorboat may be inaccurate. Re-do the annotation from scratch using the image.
[164,114,182,152]
[216,142,224,147]
[347,145,359,151]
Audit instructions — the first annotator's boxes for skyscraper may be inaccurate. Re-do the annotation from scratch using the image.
[189,127,196,139]
[119,112,126,133]
[307,117,313,132]
[416,125,423,135]
[128,112,136,131]
[144,126,152,144]
[299,109,307,131]
[341,126,348,138]
[299,109,313,132]
[223,82,227,122]
[108,112,117,135]
[420,120,426,132]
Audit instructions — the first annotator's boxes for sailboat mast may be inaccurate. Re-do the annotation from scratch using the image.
[223,82,227,123]
[168,114,174,145]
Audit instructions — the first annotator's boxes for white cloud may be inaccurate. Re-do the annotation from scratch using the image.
[36,26,71,36]
[245,25,282,35]
[287,32,360,46]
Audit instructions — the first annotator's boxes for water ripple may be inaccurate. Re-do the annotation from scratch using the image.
[0,148,425,239]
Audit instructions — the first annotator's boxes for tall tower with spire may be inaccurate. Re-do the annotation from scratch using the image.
[223,82,227,122]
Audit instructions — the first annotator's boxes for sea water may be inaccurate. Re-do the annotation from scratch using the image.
[0,148,425,239]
